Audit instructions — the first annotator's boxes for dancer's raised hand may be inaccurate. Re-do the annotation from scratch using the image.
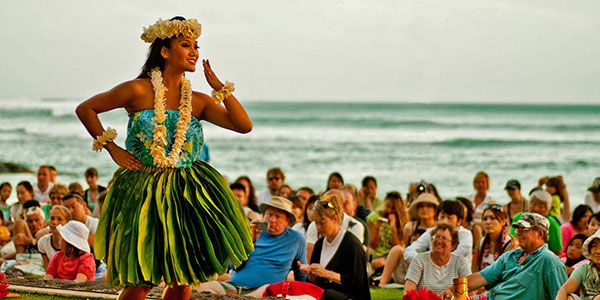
[203,59,224,90]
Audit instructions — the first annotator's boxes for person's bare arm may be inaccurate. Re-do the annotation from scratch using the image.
[555,278,580,300]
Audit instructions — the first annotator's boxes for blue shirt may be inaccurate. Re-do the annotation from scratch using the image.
[230,228,307,288]
[480,244,567,300]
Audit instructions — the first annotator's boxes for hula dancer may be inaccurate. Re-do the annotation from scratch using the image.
[76,16,254,300]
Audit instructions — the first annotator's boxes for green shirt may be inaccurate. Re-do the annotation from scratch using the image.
[480,244,567,300]
[366,212,392,258]
[549,195,561,221]
[510,211,562,253]
[570,262,600,300]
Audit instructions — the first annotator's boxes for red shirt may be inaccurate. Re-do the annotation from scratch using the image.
[46,251,96,281]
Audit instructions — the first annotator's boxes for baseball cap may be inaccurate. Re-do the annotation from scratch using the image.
[512,212,550,233]
[504,179,521,190]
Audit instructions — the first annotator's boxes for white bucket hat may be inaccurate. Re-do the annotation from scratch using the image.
[582,228,600,260]
[57,220,90,253]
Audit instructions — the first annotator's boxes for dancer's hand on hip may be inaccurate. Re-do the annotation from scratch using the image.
[106,143,143,170]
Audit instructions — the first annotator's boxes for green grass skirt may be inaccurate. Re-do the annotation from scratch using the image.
[94,161,254,286]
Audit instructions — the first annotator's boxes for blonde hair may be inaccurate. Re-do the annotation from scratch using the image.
[312,190,344,224]
[49,184,68,196]
[473,171,490,188]
[50,205,72,221]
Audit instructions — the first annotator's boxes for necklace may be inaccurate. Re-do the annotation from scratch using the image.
[149,68,193,168]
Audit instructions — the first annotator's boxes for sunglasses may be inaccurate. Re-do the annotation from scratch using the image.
[317,200,335,209]
[483,204,503,211]
[268,177,282,181]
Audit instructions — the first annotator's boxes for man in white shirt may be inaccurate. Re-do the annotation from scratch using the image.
[404,199,473,271]
[62,193,98,244]
[34,165,54,204]
[305,189,365,260]
[256,167,285,206]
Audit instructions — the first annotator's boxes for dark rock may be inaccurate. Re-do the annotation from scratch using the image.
[0,162,33,173]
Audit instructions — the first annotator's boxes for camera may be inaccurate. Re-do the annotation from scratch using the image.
[417,180,428,193]
[255,221,268,231]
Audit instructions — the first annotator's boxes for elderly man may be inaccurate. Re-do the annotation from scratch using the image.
[199,196,307,296]
[510,189,562,255]
[442,213,567,300]
[256,167,286,206]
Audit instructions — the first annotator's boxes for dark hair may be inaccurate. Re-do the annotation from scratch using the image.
[84,167,99,178]
[235,176,258,212]
[546,176,566,202]
[456,197,474,223]
[297,186,315,196]
[565,233,588,267]
[64,242,85,259]
[229,182,246,192]
[361,176,377,188]
[431,223,460,248]
[571,204,593,227]
[266,167,285,181]
[47,165,57,172]
[302,195,320,231]
[0,182,11,190]
[23,199,41,210]
[137,16,187,78]
[17,181,34,194]
[437,200,464,221]
[589,212,600,225]
[62,192,85,203]
[476,206,510,270]
[326,172,344,191]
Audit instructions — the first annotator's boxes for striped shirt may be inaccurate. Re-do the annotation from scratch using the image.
[405,252,471,294]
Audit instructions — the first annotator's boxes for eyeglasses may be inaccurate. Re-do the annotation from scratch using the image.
[317,200,335,209]
[515,227,531,234]
[483,204,503,211]
[432,234,452,243]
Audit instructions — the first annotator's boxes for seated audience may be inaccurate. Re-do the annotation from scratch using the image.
[405,223,471,295]
[545,176,571,223]
[0,214,10,246]
[367,191,408,270]
[198,196,306,296]
[561,233,589,276]
[67,182,85,198]
[405,199,473,270]
[503,179,528,221]
[48,183,68,207]
[376,193,438,287]
[295,186,314,211]
[38,205,71,266]
[584,177,600,213]
[62,192,98,244]
[83,167,106,216]
[340,186,369,247]
[556,230,600,300]
[0,182,11,223]
[442,213,567,300]
[475,204,517,272]
[511,189,563,255]
[11,181,34,222]
[588,213,600,236]
[561,204,593,255]
[358,176,381,211]
[13,204,45,256]
[34,165,54,203]
[457,196,483,270]
[230,183,261,222]
[305,190,364,260]
[44,220,96,282]
[234,175,260,213]
[292,195,319,239]
[276,184,293,199]
[256,167,285,206]
[325,172,344,192]
[298,193,370,300]
[468,171,494,226]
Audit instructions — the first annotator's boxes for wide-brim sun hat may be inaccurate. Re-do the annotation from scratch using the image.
[582,228,600,260]
[408,193,439,219]
[57,220,90,253]
[259,196,296,224]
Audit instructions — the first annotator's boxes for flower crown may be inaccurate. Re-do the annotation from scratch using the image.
[141,18,202,43]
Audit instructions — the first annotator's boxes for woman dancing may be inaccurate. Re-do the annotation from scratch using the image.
[76,16,254,300]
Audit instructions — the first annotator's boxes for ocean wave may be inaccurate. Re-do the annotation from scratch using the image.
[431,138,600,147]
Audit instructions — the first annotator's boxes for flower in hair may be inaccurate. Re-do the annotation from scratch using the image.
[141,18,202,43]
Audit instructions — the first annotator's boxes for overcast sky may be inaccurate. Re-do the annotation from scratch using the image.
[1,0,599,103]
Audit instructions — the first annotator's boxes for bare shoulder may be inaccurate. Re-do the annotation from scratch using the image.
[191,90,212,118]
[117,78,152,98]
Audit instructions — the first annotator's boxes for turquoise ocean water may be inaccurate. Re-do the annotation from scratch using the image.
[0,98,598,207]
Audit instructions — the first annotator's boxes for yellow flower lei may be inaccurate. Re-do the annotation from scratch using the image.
[149,68,193,168]
[92,127,117,152]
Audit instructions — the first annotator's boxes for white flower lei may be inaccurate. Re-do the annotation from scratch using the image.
[149,68,193,168]
[141,18,201,44]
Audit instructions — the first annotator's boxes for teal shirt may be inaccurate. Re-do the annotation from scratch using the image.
[570,262,600,300]
[480,244,567,300]
[510,211,562,253]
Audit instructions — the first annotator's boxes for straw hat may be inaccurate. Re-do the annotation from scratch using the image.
[259,196,296,224]
[408,193,439,219]
[57,220,90,253]
[582,228,600,260]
